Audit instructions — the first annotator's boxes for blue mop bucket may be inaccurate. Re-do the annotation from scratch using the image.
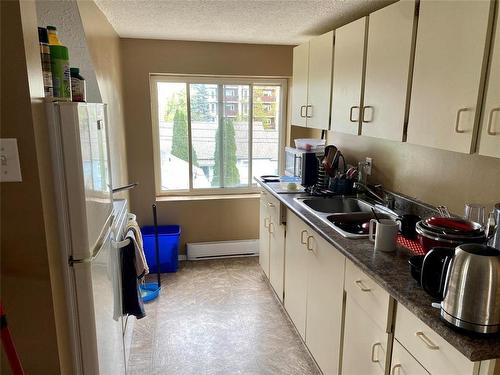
[140,204,161,302]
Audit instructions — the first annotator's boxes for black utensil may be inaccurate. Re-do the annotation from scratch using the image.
[372,208,381,223]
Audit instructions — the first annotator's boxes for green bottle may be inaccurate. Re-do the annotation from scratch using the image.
[49,45,71,101]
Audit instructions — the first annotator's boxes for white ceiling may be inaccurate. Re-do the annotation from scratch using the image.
[94,0,394,45]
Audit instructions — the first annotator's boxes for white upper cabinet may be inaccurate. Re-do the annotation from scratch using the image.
[306,31,334,130]
[331,17,367,135]
[291,42,309,128]
[407,0,493,153]
[291,31,334,130]
[362,0,416,141]
[478,5,500,158]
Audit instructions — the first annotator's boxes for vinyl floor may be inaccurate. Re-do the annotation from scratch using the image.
[127,256,320,374]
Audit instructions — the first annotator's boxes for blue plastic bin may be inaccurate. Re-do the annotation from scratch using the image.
[141,225,180,273]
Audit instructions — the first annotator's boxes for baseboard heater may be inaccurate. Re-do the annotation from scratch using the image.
[186,239,259,260]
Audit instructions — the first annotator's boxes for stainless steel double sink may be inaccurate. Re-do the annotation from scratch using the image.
[294,196,396,239]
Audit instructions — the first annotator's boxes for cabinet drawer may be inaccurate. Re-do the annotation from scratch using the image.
[345,260,391,332]
[391,339,429,375]
[395,304,476,375]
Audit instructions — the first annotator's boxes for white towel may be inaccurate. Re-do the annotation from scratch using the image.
[125,220,149,279]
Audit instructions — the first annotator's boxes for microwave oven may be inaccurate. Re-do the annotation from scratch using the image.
[284,146,324,178]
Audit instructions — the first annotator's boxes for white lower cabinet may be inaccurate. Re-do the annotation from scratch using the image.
[305,230,345,375]
[259,192,285,301]
[284,210,310,339]
[390,339,430,375]
[342,294,389,375]
[259,193,270,278]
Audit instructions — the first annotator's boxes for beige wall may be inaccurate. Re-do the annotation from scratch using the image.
[120,39,293,252]
[1,1,65,373]
[326,132,500,214]
[77,0,129,192]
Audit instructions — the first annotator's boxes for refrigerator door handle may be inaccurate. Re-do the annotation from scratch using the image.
[69,214,114,266]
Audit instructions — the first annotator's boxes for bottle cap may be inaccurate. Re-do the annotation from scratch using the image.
[47,26,57,31]
[70,67,80,75]
[49,45,69,60]
[38,27,49,44]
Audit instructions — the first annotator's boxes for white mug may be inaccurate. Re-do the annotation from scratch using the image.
[369,219,399,252]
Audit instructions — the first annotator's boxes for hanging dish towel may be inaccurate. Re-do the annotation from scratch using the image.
[121,240,146,319]
[125,219,149,279]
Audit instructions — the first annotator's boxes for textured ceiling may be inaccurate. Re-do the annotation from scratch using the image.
[94,0,395,45]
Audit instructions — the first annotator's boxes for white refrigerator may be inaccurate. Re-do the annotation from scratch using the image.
[46,102,128,374]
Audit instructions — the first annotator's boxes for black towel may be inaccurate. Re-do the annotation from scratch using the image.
[121,240,146,319]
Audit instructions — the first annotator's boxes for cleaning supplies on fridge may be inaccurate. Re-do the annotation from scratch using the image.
[37,27,53,99]
[70,68,86,102]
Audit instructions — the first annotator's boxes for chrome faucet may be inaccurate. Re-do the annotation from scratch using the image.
[353,182,395,210]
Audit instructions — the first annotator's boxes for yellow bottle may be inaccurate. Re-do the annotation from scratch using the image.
[47,26,62,46]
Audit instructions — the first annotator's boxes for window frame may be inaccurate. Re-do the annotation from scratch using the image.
[150,74,287,197]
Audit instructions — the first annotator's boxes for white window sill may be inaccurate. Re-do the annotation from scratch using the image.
[156,193,260,202]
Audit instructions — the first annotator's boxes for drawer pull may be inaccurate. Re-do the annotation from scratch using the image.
[391,364,402,375]
[415,331,439,350]
[268,222,275,234]
[306,236,314,251]
[355,280,371,292]
[300,230,308,244]
[371,342,382,363]
[455,107,471,133]
[267,202,275,208]
[487,107,500,135]
[264,217,270,228]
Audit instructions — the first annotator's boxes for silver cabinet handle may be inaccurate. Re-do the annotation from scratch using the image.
[306,105,313,118]
[455,107,471,133]
[349,106,360,123]
[371,342,382,363]
[487,107,500,135]
[391,364,402,375]
[362,106,374,123]
[355,280,371,292]
[300,105,306,118]
[267,202,275,207]
[300,230,308,244]
[264,217,270,228]
[306,236,314,251]
[415,331,439,350]
[268,222,275,234]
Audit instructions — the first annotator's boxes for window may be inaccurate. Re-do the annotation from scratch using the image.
[151,76,286,194]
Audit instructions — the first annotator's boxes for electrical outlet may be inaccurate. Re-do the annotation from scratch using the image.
[0,139,22,182]
[365,157,372,175]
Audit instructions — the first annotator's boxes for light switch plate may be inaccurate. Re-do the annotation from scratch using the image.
[0,138,22,182]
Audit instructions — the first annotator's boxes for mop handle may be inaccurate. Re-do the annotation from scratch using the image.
[152,204,161,287]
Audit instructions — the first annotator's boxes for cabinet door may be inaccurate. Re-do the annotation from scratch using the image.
[342,295,389,375]
[307,31,334,130]
[284,210,309,339]
[390,340,430,375]
[331,17,367,135]
[407,0,492,153]
[259,194,270,278]
[305,232,345,375]
[291,42,309,127]
[478,5,500,158]
[362,0,416,141]
[268,202,285,302]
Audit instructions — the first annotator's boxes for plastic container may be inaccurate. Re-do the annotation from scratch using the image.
[50,45,71,101]
[294,138,326,151]
[141,225,180,273]
[70,67,86,102]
